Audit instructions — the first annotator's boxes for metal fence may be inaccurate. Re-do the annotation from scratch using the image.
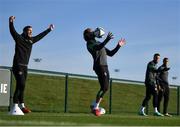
[0,66,179,115]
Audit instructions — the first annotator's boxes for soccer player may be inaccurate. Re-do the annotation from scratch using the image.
[157,58,172,117]
[9,16,54,115]
[83,28,126,116]
[139,53,164,116]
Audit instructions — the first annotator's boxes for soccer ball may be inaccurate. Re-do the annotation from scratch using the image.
[99,107,106,115]
[94,27,105,38]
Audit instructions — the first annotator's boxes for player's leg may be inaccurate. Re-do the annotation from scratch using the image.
[91,67,102,110]
[152,85,164,116]
[157,88,163,112]
[97,66,109,97]
[90,67,102,116]
[96,66,109,107]
[163,86,171,116]
[18,66,31,113]
[140,85,151,116]
[91,66,109,116]
[18,67,26,104]
[12,66,21,104]
[10,66,24,115]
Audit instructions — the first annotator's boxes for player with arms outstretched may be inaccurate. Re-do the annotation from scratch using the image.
[83,28,126,116]
[9,16,54,115]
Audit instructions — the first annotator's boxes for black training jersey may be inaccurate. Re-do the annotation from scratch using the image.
[145,60,159,86]
[158,65,170,85]
[9,22,51,66]
[87,40,107,69]
[87,39,120,70]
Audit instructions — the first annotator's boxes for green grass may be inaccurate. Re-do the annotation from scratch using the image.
[0,112,180,126]
[0,73,179,126]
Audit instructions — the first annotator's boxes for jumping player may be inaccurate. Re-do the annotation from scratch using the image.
[83,28,126,116]
[9,16,54,115]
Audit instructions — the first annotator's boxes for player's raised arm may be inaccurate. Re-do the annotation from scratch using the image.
[9,16,15,23]
[32,24,55,43]
[9,16,19,40]
[118,38,126,47]
[106,38,126,57]
[49,24,55,31]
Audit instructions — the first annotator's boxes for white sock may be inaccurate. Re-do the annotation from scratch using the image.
[141,106,145,112]
[19,103,25,109]
[94,102,100,109]
[154,107,158,113]
[14,103,18,108]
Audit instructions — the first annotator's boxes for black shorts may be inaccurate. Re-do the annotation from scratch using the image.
[94,66,110,91]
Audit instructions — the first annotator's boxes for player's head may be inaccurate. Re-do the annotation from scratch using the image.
[83,28,95,41]
[153,53,160,64]
[23,26,32,38]
[163,57,169,65]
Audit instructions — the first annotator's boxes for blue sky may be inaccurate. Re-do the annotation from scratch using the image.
[0,0,180,85]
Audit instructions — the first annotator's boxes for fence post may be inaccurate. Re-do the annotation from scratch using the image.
[177,86,180,115]
[64,74,68,113]
[8,70,13,111]
[109,78,113,114]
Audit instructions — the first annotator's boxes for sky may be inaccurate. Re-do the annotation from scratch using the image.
[0,0,180,85]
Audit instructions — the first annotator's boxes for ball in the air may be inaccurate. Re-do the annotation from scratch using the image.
[94,27,105,38]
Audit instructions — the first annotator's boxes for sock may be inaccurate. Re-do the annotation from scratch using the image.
[93,98,101,109]
[14,103,18,108]
[19,103,25,109]
[93,102,100,110]
[94,98,103,109]
[154,107,158,113]
[141,106,145,112]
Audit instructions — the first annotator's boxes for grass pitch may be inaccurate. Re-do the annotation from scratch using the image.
[0,112,180,126]
[0,73,179,126]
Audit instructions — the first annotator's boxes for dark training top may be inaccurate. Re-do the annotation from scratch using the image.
[158,65,170,86]
[145,60,159,86]
[86,39,120,70]
[9,22,51,67]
